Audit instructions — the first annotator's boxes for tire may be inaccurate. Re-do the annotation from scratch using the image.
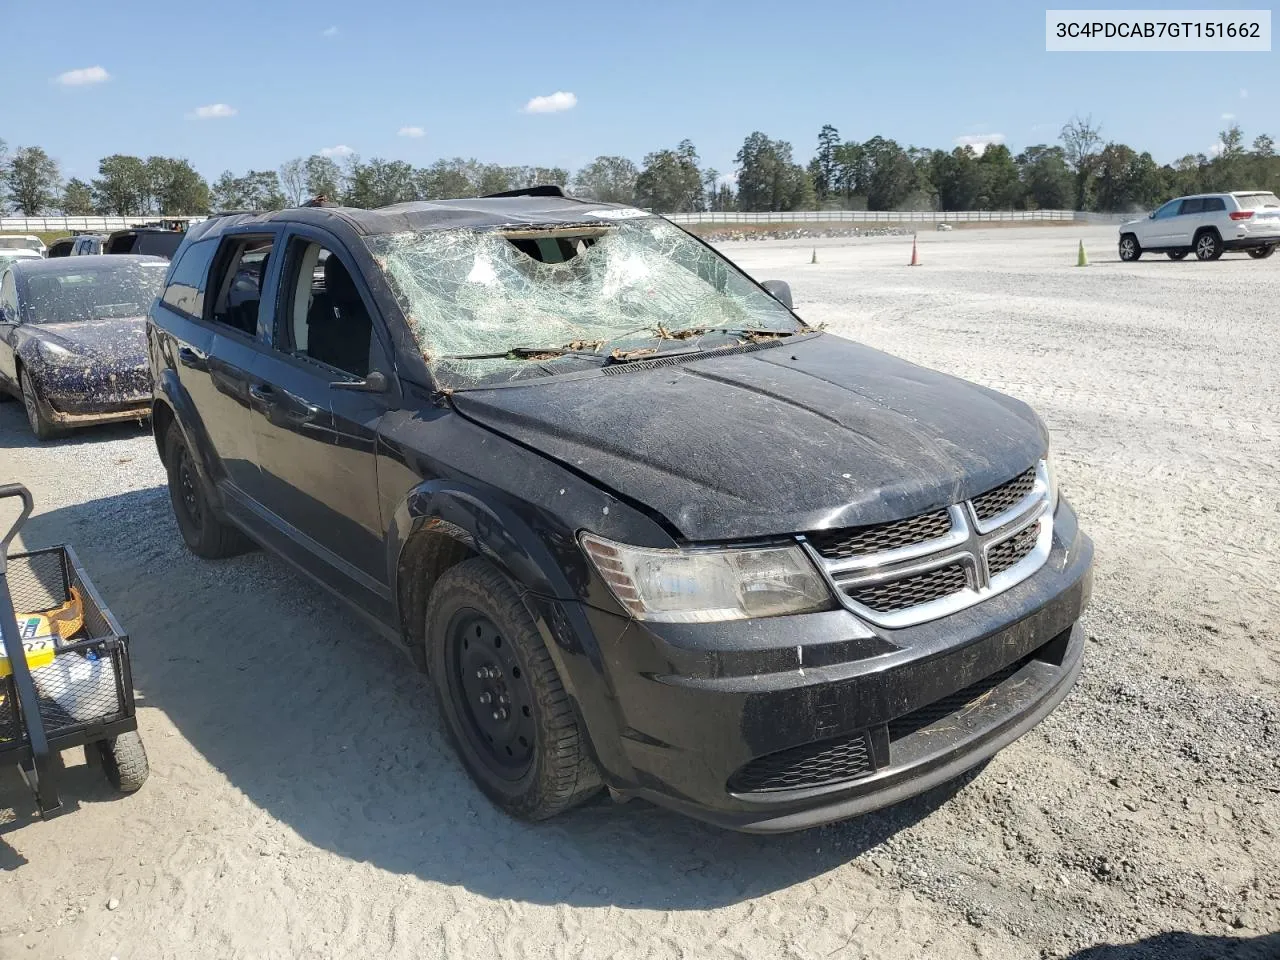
[1247,245,1275,260]
[97,731,149,793]
[1118,234,1141,261]
[19,369,63,440]
[1194,229,1223,261]
[426,557,602,820]
[1167,251,1189,261]
[163,422,252,559]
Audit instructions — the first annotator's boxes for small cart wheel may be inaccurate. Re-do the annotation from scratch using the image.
[96,731,149,793]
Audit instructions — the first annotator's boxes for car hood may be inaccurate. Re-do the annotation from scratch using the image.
[449,334,1047,541]
[26,317,148,364]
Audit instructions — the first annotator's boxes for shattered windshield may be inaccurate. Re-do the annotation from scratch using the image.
[365,216,800,387]
[21,263,167,324]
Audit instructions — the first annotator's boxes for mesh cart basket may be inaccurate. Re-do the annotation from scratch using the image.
[0,483,148,815]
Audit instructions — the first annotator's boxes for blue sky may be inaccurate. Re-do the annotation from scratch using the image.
[2,0,1275,182]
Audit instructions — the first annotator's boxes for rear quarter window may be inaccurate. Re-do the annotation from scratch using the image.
[161,238,218,318]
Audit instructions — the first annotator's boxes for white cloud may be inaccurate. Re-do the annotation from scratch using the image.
[1209,141,1225,158]
[716,171,739,187]
[322,25,339,37]
[1240,87,1249,99]
[191,103,237,119]
[1222,112,1236,121]
[398,126,425,138]
[523,91,577,114]
[320,144,353,158]
[55,66,109,87]
[954,133,1005,156]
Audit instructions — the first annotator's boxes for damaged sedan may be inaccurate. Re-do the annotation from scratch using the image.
[148,191,1093,832]
[1,255,167,439]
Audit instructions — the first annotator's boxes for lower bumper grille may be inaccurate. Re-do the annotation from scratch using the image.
[887,651,1035,742]
[728,731,874,794]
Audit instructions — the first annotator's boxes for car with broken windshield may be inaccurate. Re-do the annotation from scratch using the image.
[146,191,1093,832]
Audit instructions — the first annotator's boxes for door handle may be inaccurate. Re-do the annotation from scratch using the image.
[177,346,207,371]
[248,384,275,402]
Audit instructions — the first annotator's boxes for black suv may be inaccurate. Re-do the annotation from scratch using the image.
[146,193,1093,832]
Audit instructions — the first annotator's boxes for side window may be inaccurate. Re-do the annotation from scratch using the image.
[1203,197,1226,212]
[0,272,17,321]
[1178,198,1203,216]
[1153,200,1179,220]
[161,238,218,318]
[278,239,372,378]
[208,236,274,336]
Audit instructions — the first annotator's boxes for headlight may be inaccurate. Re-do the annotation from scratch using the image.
[37,340,75,359]
[1041,452,1059,515]
[580,533,832,622]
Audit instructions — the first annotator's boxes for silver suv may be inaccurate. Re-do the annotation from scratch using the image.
[1118,191,1280,262]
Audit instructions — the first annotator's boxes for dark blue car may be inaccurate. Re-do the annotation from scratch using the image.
[0,255,167,438]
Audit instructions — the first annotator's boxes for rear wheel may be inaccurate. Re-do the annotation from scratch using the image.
[164,422,252,559]
[1247,245,1275,259]
[1167,251,1189,261]
[1118,234,1141,261]
[19,369,62,440]
[1194,229,1223,261]
[426,558,601,820]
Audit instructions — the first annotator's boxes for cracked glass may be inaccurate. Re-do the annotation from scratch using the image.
[365,216,799,388]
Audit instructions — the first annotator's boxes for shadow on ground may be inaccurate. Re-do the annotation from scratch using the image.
[1066,931,1280,960]
[0,398,150,449]
[0,482,976,911]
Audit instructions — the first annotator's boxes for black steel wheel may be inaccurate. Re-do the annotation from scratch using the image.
[1167,250,1189,261]
[164,422,252,558]
[19,369,62,440]
[1195,229,1223,261]
[1118,234,1141,261]
[1247,245,1276,259]
[426,557,602,820]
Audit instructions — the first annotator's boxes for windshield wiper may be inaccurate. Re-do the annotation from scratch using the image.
[653,323,809,341]
[437,344,604,362]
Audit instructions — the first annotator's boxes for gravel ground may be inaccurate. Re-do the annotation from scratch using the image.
[0,225,1276,959]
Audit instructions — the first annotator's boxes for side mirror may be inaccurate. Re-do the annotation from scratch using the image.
[761,279,793,309]
[331,369,389,393]
[1149,211,1156,219]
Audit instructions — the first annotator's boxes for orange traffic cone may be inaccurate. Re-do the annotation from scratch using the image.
[909,234,921,266]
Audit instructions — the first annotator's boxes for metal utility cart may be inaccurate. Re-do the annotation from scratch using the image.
[0,483,147,815]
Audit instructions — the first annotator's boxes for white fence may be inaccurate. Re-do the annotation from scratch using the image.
[663,209,1076,224]
[0,215,208,233]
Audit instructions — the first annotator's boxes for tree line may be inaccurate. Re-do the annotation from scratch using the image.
[1,118,1276,218]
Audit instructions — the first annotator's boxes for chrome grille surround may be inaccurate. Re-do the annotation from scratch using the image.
[801,461,1054,628]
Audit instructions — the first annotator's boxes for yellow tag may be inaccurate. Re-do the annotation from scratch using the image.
[0,633,57,677]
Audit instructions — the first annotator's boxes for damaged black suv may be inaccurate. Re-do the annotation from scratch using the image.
[147,190,1093,832]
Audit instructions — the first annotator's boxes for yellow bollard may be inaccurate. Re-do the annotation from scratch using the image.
[1077,239,1088,267]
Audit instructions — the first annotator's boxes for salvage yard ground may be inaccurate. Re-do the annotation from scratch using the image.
[0,225,1276,959]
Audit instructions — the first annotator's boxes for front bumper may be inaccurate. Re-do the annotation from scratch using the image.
[561,499,1093,832]
[34,361,150,426]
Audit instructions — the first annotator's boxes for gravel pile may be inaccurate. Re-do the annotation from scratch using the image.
[0,225,1275,959]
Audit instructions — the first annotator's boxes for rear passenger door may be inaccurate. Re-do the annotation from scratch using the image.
[247,226,397,613]
[151,229,279,500]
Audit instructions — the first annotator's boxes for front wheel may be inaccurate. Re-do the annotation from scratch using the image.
[1119,234,1141,261]
[1167,251,1189,261]
[1247,245,1276,260]
[1195,230,1223,261]
[426,558,602,821]
[96,731,149,793]
[19,369,63,440]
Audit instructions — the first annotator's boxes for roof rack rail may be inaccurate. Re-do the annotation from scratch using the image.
[482,185,569,199]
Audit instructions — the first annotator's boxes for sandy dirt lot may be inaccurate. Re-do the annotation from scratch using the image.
[0,226,1276,960]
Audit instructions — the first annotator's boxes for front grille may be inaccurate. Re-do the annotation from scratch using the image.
[987,525,1039,577]
[808,510,952,560]
[887,651,1036,741]
[846,563,969,613]
[971,467,1036,523]
[729,731,874,794]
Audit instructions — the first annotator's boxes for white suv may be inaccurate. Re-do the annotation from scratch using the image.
[1118,191,1280,262]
